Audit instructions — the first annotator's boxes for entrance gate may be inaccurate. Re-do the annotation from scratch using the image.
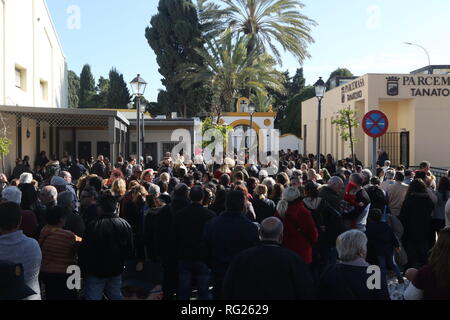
[379,132,410,167]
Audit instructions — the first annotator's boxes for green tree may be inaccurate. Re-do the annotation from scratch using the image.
[0,114,12,173]
[91,76,110,108]
[146,0,207,118]
[68,70,80,109]
[280,85,315,136]
[326,68,354,89]
[332,107,359,166]
[107,68,131,109]
[217,0,317,64]
[289,68,306,96]
[178,29,285,122]
[78,64,96,108]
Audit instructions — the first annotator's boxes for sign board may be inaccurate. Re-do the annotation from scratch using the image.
[362,110,389,138]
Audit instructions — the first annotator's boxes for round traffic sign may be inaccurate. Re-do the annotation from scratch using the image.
[362,110,389,138]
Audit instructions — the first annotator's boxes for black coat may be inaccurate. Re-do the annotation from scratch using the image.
[91,161,106,178]
[79,213,133,278]
[399,193,435,242]
[318,263,390,300]
[365,221,400,261]
[203,211,259,276]
[318,186,342,212]
[223,241,316,300]
[155,199,189,259]
[174,203,216,260]
[251,197,276,223]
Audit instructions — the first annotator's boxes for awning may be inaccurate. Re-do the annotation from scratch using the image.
[0,105,129,127]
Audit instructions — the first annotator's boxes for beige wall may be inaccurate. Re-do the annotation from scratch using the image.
[302,73,450,167]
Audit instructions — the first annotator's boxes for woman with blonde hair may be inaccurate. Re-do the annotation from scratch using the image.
[275,187,318,264]
[251,184,276,223]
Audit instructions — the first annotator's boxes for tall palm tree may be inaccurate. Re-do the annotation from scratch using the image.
[218,0,317,64]
[177,29,285,122]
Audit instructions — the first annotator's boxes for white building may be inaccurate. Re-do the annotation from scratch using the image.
[0,0,71,174]
[1,0,68,108]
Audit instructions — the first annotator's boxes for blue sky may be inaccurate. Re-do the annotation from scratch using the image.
[47,0,450,102]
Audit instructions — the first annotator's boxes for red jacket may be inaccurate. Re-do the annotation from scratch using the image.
[276,200,318,264]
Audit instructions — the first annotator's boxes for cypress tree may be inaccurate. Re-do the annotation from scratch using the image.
[145,0,207,117]
[107,68,131,109]
[68,70,80,109]
[78,64,96,108]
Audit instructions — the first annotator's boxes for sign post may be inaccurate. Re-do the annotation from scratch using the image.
[362,110,389,175]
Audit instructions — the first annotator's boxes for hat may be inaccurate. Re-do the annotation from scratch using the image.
[122,260,163,292]
[0,261,36,300]
[50,176,67,186]
[1,186,22,204]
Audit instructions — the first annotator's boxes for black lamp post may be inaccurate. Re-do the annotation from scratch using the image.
[248,104,256,164]
[314,77,326,170]
[130,74,147,163]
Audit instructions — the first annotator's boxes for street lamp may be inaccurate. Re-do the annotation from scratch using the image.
[314,77,326,170]
[404,42,431,74]
[130,74,147,164]
[248,104,256,164]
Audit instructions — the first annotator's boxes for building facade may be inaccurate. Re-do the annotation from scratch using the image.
[1,0,68,108]
[302,72,450,168]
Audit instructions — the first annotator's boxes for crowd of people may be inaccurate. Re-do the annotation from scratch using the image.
[1,149,450,300]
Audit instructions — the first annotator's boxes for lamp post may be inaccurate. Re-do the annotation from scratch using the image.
[314,77,326,170]
[404,42,431,74]
[130,74,147,164]
[248,104,256,164]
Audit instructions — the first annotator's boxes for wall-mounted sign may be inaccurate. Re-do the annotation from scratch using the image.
[386,76,450,97]
[341,78,365,103]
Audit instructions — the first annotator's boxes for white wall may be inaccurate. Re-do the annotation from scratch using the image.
[280,134,304,153]
[1,0,67,108]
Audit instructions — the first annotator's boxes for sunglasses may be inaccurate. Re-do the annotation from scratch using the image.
[121,286,162,299]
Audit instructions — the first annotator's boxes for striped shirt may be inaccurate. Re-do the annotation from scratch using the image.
[39,226,81,274]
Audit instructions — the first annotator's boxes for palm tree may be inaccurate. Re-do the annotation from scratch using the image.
[177,29,285,122]
[251,90,274,112]
[218,0,317,64]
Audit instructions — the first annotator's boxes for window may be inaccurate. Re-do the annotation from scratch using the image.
[40,80,48,100]
[162,142,178,157]
[15,66,26,90]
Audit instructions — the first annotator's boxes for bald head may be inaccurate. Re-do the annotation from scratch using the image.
[260,217,284,243]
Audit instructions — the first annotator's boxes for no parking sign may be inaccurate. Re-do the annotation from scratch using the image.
[362,110,389,138]
[362,110,389,173]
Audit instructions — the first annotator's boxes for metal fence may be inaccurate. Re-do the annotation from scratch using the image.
[409,166,449,180]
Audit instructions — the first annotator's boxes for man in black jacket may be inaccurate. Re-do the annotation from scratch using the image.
[203,190,259,300]
[155,183,190,300]
[223,217,315,300]
[174,186,216,300]
[90,155,107,178]
[79,191,133,300]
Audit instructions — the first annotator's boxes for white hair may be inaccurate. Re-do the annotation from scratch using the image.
[385,169,395,180]
[19,172,33,185]
[276,187,301,218]
[194,155,204,164]
[361,169,372,181]
[148,183,160,196]
[262,177,276,191]
[259,170,268,179]
[336,230,368,262]
[1,186,22,205]
[384,160,391,167]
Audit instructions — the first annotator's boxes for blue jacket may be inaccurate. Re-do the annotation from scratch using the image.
[0,231,42,300]
[203,211,259,275]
